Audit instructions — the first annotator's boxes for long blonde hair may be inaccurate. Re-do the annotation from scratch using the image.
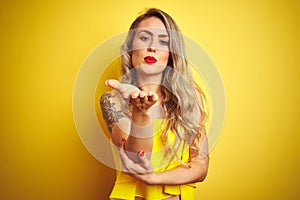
[120,8,206,166]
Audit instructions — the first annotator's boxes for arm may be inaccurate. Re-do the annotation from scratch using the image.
[100,91,130,146]
[125,91,157,156]
[151,132,209,185]
[119,131,209,185]
[101,80,158,161]
[153,157,209,185]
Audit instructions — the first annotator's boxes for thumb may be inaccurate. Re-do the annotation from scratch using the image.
[106,79,121,90]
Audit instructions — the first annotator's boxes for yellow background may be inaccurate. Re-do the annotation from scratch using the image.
[0,0,299,199]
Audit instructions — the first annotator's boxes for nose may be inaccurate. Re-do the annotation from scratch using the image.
[147,46,156,52]
[147,41,156,52]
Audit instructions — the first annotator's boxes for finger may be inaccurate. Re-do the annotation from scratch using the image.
[130,91,140,99]
[105,79,122,90]
[106,80,132,99]
[138,151,153,172]
[140,92,148,103]
[139,91,146,98]
[119,138,146,174]
[129,94,141,107]
[147,91,158,102]
[135,91,147,105]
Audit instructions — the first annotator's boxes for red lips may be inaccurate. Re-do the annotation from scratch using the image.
[144,56,157,64]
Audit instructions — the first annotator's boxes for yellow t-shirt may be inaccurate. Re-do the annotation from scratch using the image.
[109,119,196,200]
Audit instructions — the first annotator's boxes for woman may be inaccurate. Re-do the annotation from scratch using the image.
[100,8,209,200]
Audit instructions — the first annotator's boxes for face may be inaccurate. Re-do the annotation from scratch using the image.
[131,17,170,76]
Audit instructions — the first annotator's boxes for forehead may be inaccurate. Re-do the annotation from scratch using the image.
[136,16,168,35]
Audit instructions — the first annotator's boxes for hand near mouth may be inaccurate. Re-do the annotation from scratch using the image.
[105,79,159,116]
[129,90,159,114]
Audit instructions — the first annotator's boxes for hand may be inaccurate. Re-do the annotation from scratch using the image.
[106,79,159,113]
[119,138,158,185]
[106,79,141,99]
[129,90,158,114]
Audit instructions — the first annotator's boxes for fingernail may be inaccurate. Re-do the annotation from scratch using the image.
[139,151,144,156]
[121,137,126,143]
[105,80,108,86]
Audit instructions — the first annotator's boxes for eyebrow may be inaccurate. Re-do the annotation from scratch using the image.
[138,29,169,38]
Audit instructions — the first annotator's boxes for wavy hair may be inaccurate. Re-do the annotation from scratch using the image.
[120,8,207,167]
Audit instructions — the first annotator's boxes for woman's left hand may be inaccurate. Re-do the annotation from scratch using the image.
[119,138,159,185]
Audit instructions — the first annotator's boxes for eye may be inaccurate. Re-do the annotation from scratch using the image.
[140,36,150,42]
[159,40,169,46]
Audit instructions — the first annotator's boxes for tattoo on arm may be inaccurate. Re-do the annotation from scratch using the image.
[100,93,124,133]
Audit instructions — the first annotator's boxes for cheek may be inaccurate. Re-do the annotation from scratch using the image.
[132,37,147,51]
[159,51,170,64]
[131,50,142,67]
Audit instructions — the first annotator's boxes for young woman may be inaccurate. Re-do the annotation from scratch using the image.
[100,8,209,200]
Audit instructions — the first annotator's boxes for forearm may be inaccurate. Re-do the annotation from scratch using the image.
[125,111,153,159]
[152,156,209,185]
[125,135,153,154]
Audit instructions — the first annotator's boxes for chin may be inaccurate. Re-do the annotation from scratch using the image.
[135,64,167,75]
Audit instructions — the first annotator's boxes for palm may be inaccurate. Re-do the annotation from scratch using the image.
[106,79,158,112]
